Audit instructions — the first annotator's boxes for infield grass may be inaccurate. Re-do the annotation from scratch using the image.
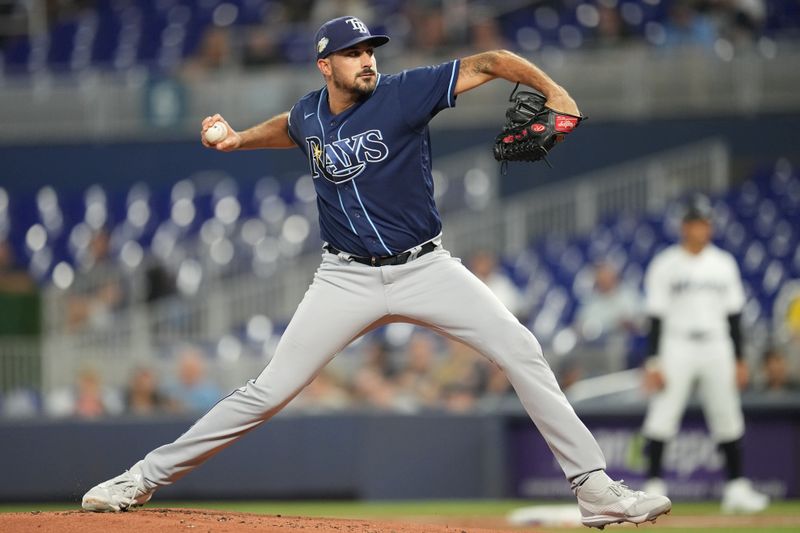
[1,499,798,531]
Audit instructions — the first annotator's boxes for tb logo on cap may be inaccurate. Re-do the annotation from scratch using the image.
[346,17,369,33]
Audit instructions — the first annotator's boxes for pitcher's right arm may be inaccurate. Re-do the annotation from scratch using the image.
[201,112,296,151]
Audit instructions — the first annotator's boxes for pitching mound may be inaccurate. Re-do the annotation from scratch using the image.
[1,508,512,533]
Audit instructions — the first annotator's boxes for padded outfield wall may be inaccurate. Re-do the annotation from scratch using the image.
[1,402,797,502]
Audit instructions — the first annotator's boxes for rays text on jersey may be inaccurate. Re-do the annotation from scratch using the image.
[305,130,389,183]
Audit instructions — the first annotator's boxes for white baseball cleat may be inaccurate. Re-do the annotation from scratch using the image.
[721,478,769,514]
[573,471,672,529]
[81,461,154,512]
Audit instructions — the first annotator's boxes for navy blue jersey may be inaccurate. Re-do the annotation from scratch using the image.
[287,59,460,257]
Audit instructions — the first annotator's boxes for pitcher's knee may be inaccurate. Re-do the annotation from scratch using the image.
[231,378,298,416]
[489,325,546,368]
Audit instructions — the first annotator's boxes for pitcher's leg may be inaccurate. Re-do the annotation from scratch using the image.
[389,251,605,478]
[138,257,387,489]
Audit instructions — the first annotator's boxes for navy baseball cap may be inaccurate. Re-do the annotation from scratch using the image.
[315,16,389,59]
[682,194,713,222]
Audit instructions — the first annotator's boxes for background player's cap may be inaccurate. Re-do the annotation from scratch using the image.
[315,16,389,59]
[682,193,713,222]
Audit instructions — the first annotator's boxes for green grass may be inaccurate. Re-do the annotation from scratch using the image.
[1,499,798,532]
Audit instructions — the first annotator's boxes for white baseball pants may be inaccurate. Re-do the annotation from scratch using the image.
[642,335,744,442]
[137,248,606,489]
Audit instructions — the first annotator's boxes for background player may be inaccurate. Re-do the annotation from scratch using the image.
[81,16,670,528]
[641,194,769,513]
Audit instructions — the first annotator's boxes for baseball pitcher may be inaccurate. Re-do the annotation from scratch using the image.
[82,16,670,528]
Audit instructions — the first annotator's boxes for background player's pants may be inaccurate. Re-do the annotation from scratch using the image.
[138,248,606,490]
[642,334,745,442]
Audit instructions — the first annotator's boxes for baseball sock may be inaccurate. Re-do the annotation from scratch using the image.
[569,468,604,491]
[645,438,665,479]
[719,439,742,480]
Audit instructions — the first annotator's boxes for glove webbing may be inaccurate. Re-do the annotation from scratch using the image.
[500,82,553,174]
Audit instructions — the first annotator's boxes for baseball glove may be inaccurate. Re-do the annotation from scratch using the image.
[493,82,585,168]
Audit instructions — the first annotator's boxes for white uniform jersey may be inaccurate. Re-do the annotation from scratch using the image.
[644,244,745,340]
[642,243,747,442]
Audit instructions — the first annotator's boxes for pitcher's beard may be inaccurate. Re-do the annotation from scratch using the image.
[352,77,376,97]
[332,71,376,100]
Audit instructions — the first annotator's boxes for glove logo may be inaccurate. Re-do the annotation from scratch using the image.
[494,83,583,167]
[555,115,579,132]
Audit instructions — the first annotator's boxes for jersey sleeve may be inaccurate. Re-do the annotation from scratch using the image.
[396,59,460,129]
[644,255,669,317]
[286,104,304,150]
[725,255,746,314]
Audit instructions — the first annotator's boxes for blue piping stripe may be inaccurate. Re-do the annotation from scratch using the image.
[447,60,458,108]
[337,187,358,234]
[315,89,326,139]
[352,181,392,255]
[335,108,392,255]
[317,88,358,235]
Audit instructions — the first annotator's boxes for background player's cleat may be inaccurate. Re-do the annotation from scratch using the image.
[81,461,154,512]
[721,478,769,514]
[642,477,668,497]
[573,471,672,529]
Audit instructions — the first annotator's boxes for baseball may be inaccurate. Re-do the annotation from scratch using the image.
[204,122,227,144]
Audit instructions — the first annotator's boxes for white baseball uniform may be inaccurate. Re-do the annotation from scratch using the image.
[642,243,746,442]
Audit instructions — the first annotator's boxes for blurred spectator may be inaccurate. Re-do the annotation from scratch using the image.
[351,365,402,410]
[125,367,168,416]
[361,336,398,379]
[786,293,800,339]
[289,369,352,412]
[469,12,509,51]
[164,347,223,413]
[2,388,40,418]
[780,288,800,383]
[311,0,375,27]
[242,25,284,68]
[662,0,717,49]
[434,339,486,413]
[0,239,39,337]
[593,4,632,47]
[283,0,315,23]
[759,347,798,394]
[0,239,35,295]
[66,228,124,332]
[182,27,234,78]
[719,0,766,47]
[573,261,643,375]
[45,367,124,418]
[144,261,176,303]
[433,339,486,413]
[394,330,442,410]
[468,250,524,318]
[408,4,447,52]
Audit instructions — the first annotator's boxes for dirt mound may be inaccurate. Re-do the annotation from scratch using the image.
[1,508,511,533]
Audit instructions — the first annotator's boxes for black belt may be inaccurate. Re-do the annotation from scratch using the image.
[324,242,437,266]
